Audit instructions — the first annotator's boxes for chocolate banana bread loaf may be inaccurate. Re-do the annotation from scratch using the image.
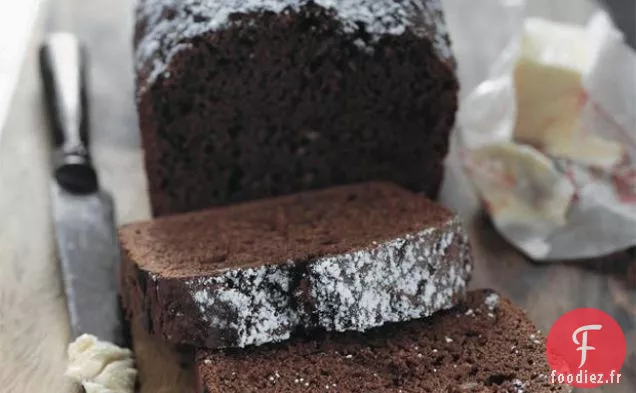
[194,290,571,393]
[119,182,472,349]
[134,0,459,216]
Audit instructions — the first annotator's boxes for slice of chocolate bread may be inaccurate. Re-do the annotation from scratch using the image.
[196,290,572,393]
[134,0,459,216]
[120,182,472,349]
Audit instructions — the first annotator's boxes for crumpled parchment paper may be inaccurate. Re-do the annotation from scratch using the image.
[440,0,636,261]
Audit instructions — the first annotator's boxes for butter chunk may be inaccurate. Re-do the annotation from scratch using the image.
[66,334,137,393]
[513,18,624,169]
[467,142,575,227]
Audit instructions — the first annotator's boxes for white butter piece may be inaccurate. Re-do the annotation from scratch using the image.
[66,334,137,393]
[513,18,624,169]
[543,135,625,169]
[467,142,575,227]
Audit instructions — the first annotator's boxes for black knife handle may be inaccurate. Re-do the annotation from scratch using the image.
[40,33,98,194]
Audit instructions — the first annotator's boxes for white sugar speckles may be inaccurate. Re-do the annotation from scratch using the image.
[415,0,453,60]
[187,264,300,347]
[309,217,471,332]
[484,292,500,311]
[147,42,192,86]
[135,0,453,87]
[175,216,471,348]
[512,379,526,393]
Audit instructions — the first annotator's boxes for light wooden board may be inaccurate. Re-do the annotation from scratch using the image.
[0,1,633,393]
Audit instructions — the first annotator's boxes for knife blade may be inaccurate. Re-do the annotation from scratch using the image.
[40,33,124,346]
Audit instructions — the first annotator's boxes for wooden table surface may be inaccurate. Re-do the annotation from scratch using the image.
[0,1,633,393]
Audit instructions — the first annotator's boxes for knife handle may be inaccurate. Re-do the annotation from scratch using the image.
[40,33,98,194]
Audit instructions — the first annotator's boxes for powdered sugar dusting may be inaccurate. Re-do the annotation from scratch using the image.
[135,0,454,87]
[484,292,500,311]
[187,263,300,347]
[415,0,453,60]
[175,216,471,348]
[512,379,526,393]
[309,217,471,332]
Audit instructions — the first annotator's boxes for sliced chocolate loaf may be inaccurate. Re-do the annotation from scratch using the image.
[196,290,572,393]
[120,182,472,349]
[134,0,459,216]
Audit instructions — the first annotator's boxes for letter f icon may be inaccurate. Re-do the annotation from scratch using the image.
[573,324,602,368]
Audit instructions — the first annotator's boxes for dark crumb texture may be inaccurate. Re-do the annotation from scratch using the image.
[119,182,473,349]
[134,0,459,216]
[119,182,454,275]
[197,290,572,393]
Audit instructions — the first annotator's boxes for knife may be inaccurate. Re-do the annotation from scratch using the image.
[40,33,125,347]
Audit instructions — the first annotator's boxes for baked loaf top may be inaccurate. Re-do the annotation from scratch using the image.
[134,0,454,90]
[197,290,572,393]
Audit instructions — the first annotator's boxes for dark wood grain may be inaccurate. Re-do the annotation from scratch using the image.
[466,211,636,393]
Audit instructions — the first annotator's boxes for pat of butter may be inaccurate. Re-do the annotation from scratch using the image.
[513,18,624,169]
[467,142,575,227]
[66,334,137,393]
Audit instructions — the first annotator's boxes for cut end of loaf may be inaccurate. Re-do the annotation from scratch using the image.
[134,0,458,216]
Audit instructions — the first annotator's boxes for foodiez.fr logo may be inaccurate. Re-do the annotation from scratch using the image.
[546,308,626,388]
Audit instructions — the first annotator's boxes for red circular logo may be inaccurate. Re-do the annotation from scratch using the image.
[546,308,626,388]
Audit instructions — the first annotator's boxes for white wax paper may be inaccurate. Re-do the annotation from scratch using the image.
[440,0,636,261]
